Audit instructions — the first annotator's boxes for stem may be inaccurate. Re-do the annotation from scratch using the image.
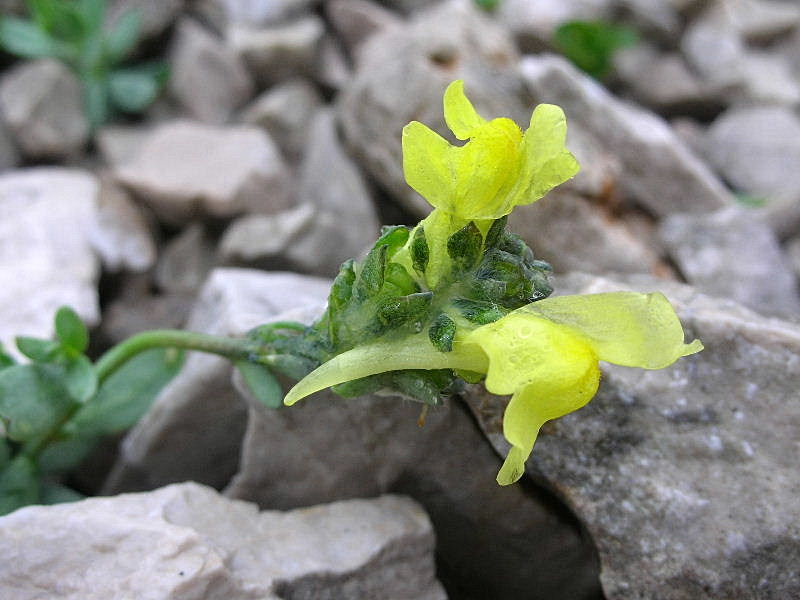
[95,329,259,385]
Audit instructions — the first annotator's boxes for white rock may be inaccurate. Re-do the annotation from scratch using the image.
[228,16,324,86]
[88,178,156,273]
[0,59,88,160]
[521,53,732,216]
[108,0,184,40]
[115,120,292,223]
[326,0,402,58]
[0,482,446,600]
[168,18,254,124]
[94,125,148,167]
[103,269,331,493]
[0,169,99,355]
[211,0,319,26]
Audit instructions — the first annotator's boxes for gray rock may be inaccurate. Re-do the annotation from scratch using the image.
[154,223,216,294]
[338,0,527,215]
[726,0,800,43]
[104,269,331,494]
[787,235,800,278]
[0,482,446,600]
[115,120,292,224]
[327,0,402,59]
[315,33,353,90]
[510,190,662,275]
[221,110,380,277]
[95,125,148,167]
[88,178,156,273]
[229,354,601,600]
[228,16,324,87]
[0,59,88,160]
[496,0,612,51]
[108,0,184,41]
[101,286,193,344]
[239,78,322,162]
[168,18,254,124]
[0,118,18,173]
[210,0,319,26]
[705,106,800,201]
[616,0,682,39]
[521,53,733,216]
[468,271,800,599]
[0,169,99,356]
[660,206,800,318]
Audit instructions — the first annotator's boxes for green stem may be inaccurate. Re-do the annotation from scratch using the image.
[95,329,259,385]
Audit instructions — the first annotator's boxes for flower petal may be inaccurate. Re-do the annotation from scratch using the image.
[497,362,600,485]
[402,121,455,212]
[512,104,580,206]
[520,292,703,369]
[443,79,487,140]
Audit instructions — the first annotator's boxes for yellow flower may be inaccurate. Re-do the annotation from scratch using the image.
[283,291,703,485]
[402,80,580,220]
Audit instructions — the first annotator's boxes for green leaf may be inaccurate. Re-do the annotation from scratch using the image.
[0,16,62,58]
[452,298,507,325]
[29,0,85,42]
[15,336,59,362]
[104,7,141,64]
[55,306,89,353]
[376,292,433,331]
[383,262,420,296]
[267,354,318,381]
[64,348,184,437]
[77,0,107,31]
[0,364,74,442]
[83,76,110,129]
[235,361,283,409]
[555,20,639,79]
[375,225,410,259]
[0,437,10,470]
[410,226,429,274]
[447,221,482,272]
[484,216,507,249]
[428,314,456,352]
[40,481,84,505]
[64,355,97,403]
[108,65,165,114]
[38,435,96,473]
[0,456,39,516]
[474,0,500,11]
[0,343,15,371]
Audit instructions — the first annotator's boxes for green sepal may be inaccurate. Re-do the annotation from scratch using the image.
[266,354,319,381]
[389,369,455,406]
[428,313,456,352]
[410,226,430,274]
[328,259,356,345]
[353,243,387,300]
[376,292,433,330]
[55,306,88,353]
[332,374,384,398]
[452,298,507,325]
[0,456,39,516]
[484,216,507,249]
[235,361,283,409]
[15,337,59,362]
[384,262,420,296]
[0,364,74,442]
[497,232,535,263]
[456,369,485,384]
[447,221,482,272]
[375,225,410,259]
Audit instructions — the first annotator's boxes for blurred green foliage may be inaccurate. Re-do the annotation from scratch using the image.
[0,0,168,127]
[474,0,501,11]
[555,20,638,79]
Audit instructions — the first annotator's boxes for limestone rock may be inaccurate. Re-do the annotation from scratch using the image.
[115,120,292,223]
[338,0,526,215]
[0,169,99,357]
[468,272,800,599]
[88,178,156,273]
[108,0,184,41]
[0,482,446,600]
[168,18,254,124]
[239,78,322,162]
[327,0,402,59]
[315,33,352,90]
[705,106,800,201]
[510,190,662,275]
[0,59,88,160]
[228,16,324,87]
[154,223,216,294]
[660,206,800,318]
[0,119,19,173]
[95,125,148,167]
[521,53,732,216]
[210,0,319,26]
[103,269,331,494]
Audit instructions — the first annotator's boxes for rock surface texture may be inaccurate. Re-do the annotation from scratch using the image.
[0,169,99,356]
[467,272,800,600]
[0,482,446,600]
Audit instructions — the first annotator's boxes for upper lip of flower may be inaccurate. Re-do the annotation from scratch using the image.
[401,79,581,220]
